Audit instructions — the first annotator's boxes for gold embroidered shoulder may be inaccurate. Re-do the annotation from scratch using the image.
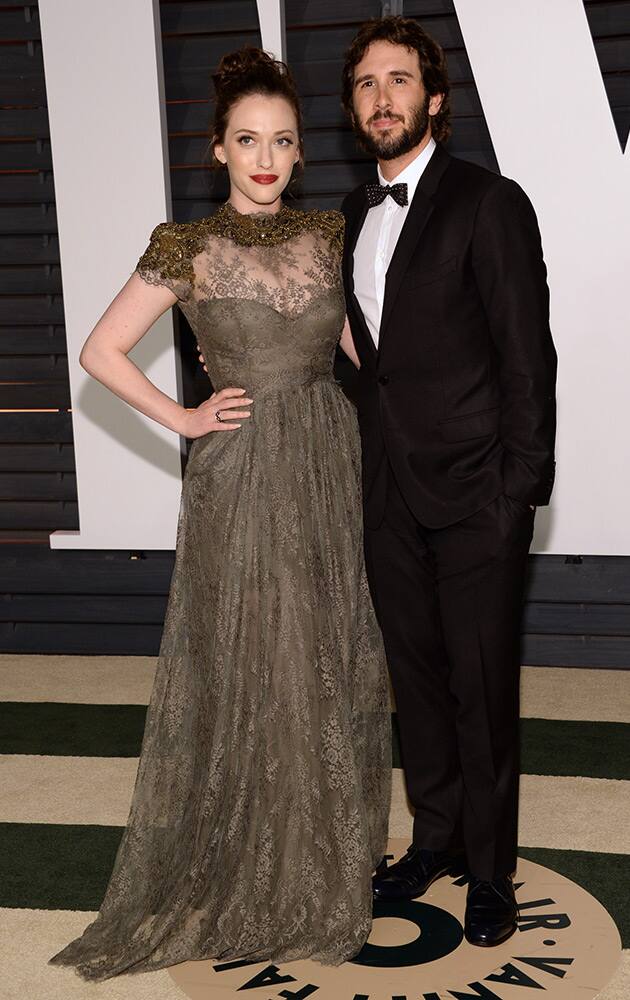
[135,220,209,299]
[135,204,345,297]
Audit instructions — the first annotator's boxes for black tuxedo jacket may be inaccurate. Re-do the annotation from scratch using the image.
[341,142,558,530]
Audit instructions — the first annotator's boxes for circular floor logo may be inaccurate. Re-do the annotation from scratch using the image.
[169,838,621,999]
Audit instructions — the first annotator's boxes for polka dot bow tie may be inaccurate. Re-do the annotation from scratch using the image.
[365,181,408,208]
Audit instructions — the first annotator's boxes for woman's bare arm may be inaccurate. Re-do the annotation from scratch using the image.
[79,273,251,437]
[339,316,360,370]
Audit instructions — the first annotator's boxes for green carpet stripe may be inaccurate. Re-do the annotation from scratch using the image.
[393,715,630,780]
[1,822,627,948]
[0,702,146,757]
[520,718,630,780]
[0,822,123,912]
[2,705,629,780]
[518,847,630,948]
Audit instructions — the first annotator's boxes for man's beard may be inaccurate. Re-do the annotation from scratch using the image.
[353,92,431,160]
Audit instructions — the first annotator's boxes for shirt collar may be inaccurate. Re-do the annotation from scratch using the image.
[377,136,436,205]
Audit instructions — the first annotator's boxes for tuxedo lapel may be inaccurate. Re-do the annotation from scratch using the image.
[378,143,451,345]
[343,190,377,362]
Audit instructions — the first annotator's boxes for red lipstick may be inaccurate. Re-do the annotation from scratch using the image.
[250,174,279,185]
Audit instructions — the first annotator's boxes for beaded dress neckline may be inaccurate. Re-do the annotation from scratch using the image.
[209,201,297,246]
[206,200,345,249]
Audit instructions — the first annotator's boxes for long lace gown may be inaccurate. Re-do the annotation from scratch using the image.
[48,202,391,981]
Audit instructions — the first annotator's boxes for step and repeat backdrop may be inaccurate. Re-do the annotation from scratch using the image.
[17,0,628,554]
[2,0,630,658]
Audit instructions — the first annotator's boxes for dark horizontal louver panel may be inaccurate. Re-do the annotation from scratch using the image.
[0,175,55,204]
[0,472,77,501]
[0,502,79,530]
[0,236,60,266]
[0,593,168,624]
[0,235,59,267]
[160,1,260,34]
[0,327,67,355]
[399,1,457,13]
[169,169,225,202]
[522,634,630,669]
[0,205,58,235]
[1,43,46,103]
[0,357,68,380]
[526,555,630,602]
[0,7,42,41]
[0,622,164,655]
[0,106,50,138]
[585,0,630,35]
[0,444,75,473]
[593,34,630,73]
[2,4,65,492]
[0,269,62,296]
[0,297,64,326]
[1,385,71,408]
[0,547,176,594]
[286,0,391,21]
[1,139,52,171]
[0,413,73,444]
[523,602,630,636]
[162,32,263,100]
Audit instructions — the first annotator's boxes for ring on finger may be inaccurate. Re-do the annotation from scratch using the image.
[215,409,223,423]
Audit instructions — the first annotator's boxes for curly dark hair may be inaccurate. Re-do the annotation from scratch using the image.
[341,16,451,143]
[210,46,305,169]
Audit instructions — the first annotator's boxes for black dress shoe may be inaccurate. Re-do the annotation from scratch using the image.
[464,874,518,946]
[372,845,465,901]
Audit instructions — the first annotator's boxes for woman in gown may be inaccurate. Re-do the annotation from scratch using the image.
[49,47,391,981]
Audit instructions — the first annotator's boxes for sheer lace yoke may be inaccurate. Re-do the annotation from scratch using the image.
[192,227,341,321]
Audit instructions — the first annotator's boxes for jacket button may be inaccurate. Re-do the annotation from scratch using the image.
[378,375,389,385]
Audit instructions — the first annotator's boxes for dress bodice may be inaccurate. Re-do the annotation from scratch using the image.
[135,202,346,396]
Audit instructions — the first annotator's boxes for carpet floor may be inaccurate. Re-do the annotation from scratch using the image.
[0,655,628,999]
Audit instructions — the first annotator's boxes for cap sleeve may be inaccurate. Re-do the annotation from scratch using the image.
[135,221,194,302]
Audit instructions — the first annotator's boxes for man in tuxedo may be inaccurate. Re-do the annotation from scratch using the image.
[340,16,557,946]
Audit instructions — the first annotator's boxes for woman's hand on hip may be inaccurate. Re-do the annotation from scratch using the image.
[181,387,252,438]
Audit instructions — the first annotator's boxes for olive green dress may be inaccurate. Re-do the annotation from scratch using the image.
[48,202,391,981]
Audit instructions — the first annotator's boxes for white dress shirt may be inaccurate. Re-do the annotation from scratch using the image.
[353,137,436,348]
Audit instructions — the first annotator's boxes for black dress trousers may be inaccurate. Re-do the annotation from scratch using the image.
[364,462,535,881]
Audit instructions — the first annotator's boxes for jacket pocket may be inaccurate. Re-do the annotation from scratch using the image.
[439,405,500,442]
[403,255,458,289]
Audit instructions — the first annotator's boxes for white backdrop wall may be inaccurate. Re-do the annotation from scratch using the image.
[40,0,184,550]
[456,0,630,555]
[41,0,630,554]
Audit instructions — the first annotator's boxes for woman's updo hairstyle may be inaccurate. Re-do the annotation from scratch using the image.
[210,46,305,171]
